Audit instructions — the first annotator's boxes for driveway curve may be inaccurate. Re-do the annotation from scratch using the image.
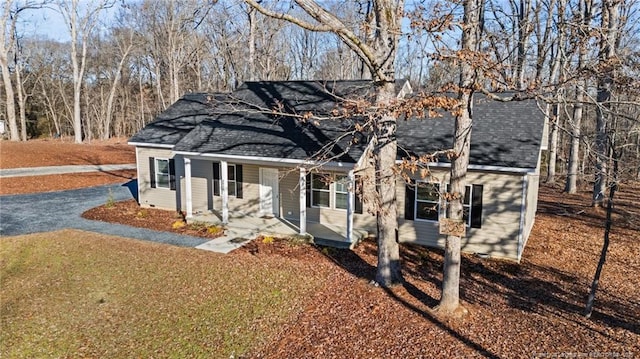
[0,183,209,248]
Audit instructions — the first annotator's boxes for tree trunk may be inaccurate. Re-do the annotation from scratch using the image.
[248,6,256,81]
[566,83,585,193]
[103,45,132,140]
[515,0,531,90]
[374,81,403,287]
[15,60,27,141]
[585,151,618,317]
[439,0,484,314]
[566,0,592,193]
[593,0,619,206]
[0,58,18,140]
[546,103,559,183]
[0,2,19,141]
[440,91,473,312]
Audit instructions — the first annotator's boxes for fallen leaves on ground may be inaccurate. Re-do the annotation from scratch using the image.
[3,139,639,358]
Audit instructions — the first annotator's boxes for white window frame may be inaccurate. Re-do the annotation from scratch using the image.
[311,173,351,210]
[334,174,349,210]
[414,181,441,222]
[155,158,171,189]
[311,173,331,208]
[227,164,237,197]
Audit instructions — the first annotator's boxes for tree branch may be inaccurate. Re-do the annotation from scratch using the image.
[244,0,382,80]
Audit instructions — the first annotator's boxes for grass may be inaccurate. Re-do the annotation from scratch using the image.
[0,230,322,358]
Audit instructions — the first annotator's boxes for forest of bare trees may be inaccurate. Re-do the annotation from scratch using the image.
[1,1,637,186]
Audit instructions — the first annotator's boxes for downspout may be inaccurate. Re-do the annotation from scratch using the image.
[517,173,529,262]
[221,160,229,224]
[346,170,355,243]
[299,168,307,235]
[184,157,193,219]
[135,147,141,203]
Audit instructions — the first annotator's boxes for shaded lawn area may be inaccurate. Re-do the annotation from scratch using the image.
[0,230,323,358]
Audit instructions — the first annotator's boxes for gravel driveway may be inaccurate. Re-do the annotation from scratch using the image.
[0,182,209,247]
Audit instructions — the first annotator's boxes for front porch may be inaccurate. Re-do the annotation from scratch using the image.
[192,211,369,253]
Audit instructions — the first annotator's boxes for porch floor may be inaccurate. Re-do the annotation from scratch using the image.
[190,211,369,253]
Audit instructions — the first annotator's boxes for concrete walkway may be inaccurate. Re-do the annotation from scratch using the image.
[0,164,136,178]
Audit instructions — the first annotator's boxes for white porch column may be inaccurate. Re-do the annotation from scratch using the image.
[346,170,355,242]
[299,168,307,234]
[184,157,193,219]
[221,160,229,224]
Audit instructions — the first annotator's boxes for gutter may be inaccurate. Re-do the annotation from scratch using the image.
[128,141,175,149]
[173,151,355,170]
[397,160,536,175]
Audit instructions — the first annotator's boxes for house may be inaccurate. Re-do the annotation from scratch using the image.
[128,80,545,261]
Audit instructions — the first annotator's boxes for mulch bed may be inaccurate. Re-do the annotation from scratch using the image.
[81,199,224,239]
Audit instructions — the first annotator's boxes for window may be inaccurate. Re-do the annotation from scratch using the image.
[150,157,175,190]
[334,175,350,210]
[213,163,243,198]
[155,159,170,188]
[311,174,330,208]
[446,185,472,226]
[228,164,237,197]
[307,173,361,212]
[415,182,440,221]
[405,181,483,229]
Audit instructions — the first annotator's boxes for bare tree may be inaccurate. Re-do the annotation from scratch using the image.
[245,0,405,286]
[592,0,621,206]
[546,0,571,185]
[56,0,114,143]
[0,1,43,141]
[438,0,485,314]
[101,23,135,140]
[565,0,593,193]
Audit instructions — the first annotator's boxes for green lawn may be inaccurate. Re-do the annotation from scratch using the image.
[0,230,321,358]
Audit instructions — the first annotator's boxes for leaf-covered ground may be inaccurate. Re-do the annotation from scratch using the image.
[238,183,640,358]
[0,138,135,195]
[0,140,640,358]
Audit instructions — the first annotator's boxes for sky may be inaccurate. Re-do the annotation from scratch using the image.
[17,6,69,42]
[16,2,119,42]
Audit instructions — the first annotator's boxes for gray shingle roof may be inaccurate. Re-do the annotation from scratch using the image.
[396,93,544,169]
[129,93,228,146]
[172,80,380,162]
[130,81,545,170]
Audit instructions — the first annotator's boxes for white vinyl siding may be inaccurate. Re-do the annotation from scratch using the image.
[397,169,524,261]
[136,147,178,210]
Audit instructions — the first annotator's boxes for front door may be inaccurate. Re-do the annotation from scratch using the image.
[259,168,279,216]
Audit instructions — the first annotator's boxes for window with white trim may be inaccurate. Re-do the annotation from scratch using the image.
[311,174,330,208]
[334,175,349,210]
[228,164,237,197]
[213,163,243,198]
[155,158,170,189]
[446,184,472,226]
[415,182,440,221]
[406,180,483,229]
